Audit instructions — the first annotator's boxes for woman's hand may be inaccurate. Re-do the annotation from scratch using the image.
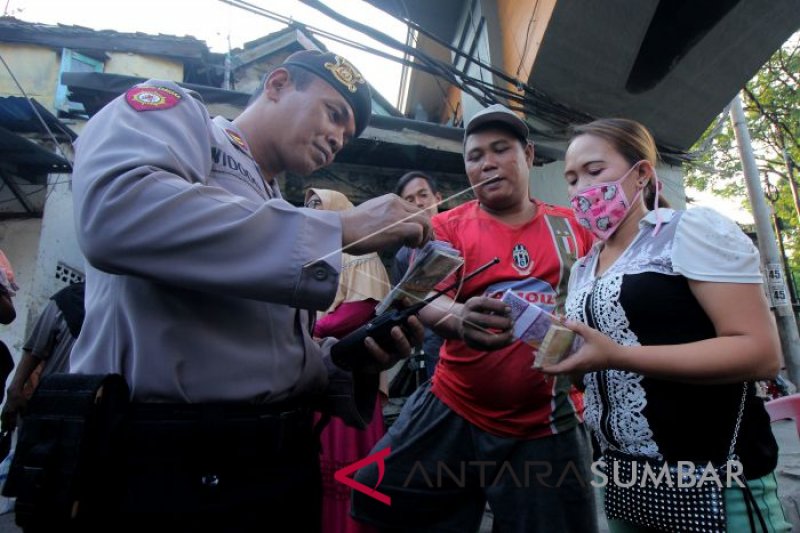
[540,320,624,375]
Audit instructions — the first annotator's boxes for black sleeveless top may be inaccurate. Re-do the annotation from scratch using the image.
[566,208,777,479]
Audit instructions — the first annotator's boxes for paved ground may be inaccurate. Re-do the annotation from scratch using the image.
[1,420,798,532]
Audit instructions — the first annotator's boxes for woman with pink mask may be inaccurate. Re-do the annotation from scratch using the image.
[545,118,790,532]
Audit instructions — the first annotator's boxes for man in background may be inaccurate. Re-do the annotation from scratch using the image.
[1,282,84,432]
[391,171,444,379]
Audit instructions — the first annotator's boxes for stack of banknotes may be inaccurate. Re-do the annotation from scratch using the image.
[500,290,583,368]
[375,240,464,314]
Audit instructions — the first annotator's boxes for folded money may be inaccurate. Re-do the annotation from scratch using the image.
[500,290,582,367]
[533,325,577,369]
[375,240,464,315]
[501,291,553,347]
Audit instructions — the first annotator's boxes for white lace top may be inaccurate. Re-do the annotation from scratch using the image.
[565,207,762,459]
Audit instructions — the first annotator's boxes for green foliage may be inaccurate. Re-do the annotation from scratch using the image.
[686,32,800,295]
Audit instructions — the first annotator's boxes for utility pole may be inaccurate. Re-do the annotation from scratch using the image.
[772,214,798,308]
[764,178,799,310]
[730,94,800,386]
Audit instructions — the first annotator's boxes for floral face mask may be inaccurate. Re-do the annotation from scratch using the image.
[569,162,644,240]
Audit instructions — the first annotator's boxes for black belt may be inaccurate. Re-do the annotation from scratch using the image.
[128,399,313,423]
[125,400,318,459]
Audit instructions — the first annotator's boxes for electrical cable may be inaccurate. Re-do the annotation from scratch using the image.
[294,0,597,133]
[369,1,587,118]
[515,0,540,77]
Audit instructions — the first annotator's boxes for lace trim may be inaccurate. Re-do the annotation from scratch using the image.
[567,275,660,459]
[591,275,636,346]
[605,370,660,458]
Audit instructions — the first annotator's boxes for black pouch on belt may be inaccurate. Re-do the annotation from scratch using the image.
[2,373,129,530]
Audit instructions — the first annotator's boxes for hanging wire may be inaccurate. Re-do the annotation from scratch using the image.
[220,0,594,136]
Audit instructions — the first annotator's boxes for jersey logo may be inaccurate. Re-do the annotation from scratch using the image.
[512,243,532,275]
[126,86,182,112]
[485,278,557,313]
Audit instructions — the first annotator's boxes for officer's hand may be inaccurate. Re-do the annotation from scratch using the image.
[340,194,432,255]
[457,296,514,351]
[362,315,424,372]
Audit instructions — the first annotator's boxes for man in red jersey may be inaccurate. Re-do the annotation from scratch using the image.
[352,105,597,532]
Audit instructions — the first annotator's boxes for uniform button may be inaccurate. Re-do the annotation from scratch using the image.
[201,474,220,487]
[313,267,328,281]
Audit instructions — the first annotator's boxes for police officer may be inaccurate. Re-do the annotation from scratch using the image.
[67,50,430,531]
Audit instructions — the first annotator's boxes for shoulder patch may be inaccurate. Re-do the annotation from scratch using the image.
[125,86,182,112]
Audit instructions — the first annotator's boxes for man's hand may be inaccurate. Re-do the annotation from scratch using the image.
[340,194,432,255]
[360,315,425,373]
[457,296,514,351]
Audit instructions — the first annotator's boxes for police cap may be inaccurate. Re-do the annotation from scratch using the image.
[282,50,372,138]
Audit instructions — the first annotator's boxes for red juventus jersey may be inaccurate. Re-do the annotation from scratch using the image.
[431,199,593,438]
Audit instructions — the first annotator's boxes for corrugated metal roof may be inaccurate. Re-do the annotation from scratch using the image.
[0,96,77,140]
[0,126,70,174]
[0,96,71,215]
[0,16,209,62]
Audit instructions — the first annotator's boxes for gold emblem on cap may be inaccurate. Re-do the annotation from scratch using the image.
[324,56,365,93]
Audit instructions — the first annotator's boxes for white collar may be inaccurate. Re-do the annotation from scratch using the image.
[639,207,676,228]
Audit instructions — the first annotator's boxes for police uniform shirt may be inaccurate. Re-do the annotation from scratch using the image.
[70,80,370,424]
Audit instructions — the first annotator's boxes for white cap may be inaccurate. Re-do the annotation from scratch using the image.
[464,104,529,141]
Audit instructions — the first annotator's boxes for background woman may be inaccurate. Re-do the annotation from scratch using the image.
[546,118,790,532]
[305,188,390,533]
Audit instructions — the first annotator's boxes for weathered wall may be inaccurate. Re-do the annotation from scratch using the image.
[105,52,183,80]
[0,43,59,111]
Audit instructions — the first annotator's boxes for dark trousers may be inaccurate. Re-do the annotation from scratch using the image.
[352,384,598,533]
[32,404,322,533]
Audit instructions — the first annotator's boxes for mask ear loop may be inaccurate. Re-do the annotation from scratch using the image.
[650,169,663,236]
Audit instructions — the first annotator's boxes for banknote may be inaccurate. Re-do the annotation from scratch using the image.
[501,290,583,366]
[501,290,553,347]
[375,240,464,314]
